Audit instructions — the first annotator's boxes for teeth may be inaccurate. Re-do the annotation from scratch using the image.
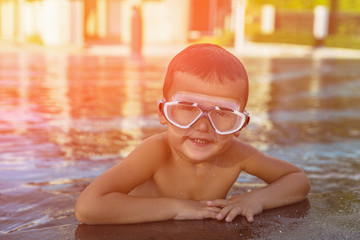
[193,139,208,144]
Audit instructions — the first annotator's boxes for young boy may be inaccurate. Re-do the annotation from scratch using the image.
[75,43,310,224]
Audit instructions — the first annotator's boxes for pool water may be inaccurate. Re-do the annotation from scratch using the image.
[0,49,359,234]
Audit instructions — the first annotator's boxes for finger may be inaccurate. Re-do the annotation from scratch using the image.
[201,208,220,220]
[208,210,219,219]
[204,206,221,214]
[216,206,233,221]
[206,206,221,213]
[244,210,254,222]
[207,199,228,207]
[225,207,242,222]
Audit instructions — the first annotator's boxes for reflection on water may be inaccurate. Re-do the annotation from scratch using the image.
[241,57,360,193]
[1,50,360,234]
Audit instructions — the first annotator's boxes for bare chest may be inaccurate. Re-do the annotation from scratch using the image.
[150,162,241,200]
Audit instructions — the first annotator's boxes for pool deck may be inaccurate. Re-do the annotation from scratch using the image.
[2,191,359,240]
[82,42,360,59]
[1,40,360,59]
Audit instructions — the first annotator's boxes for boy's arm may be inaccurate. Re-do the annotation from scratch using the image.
[75,134,219,224]
[208,141,311,222]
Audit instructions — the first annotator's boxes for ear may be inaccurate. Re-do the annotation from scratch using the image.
[233,130,241,137]
[158,108,167,125]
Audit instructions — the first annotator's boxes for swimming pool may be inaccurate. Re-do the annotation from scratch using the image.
[0,48,359,234]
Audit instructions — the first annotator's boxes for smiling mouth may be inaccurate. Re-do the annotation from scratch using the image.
[190,138,212,145]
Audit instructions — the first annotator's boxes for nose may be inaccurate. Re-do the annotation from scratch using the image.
[192,115,214,132]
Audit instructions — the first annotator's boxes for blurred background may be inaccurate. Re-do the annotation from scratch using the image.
[1,0,360,50]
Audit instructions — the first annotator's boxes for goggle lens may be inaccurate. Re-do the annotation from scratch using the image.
[209,109,241,133]
[165,103,201,127]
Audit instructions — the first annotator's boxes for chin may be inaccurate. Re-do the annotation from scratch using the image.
[182,140,219,162]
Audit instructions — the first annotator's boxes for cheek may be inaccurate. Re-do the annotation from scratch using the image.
[216,135,234,146]
[167,125,187,141]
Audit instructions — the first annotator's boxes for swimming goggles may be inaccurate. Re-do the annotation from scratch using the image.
[158,98,250,135]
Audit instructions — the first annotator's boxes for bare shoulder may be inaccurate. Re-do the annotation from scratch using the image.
[123,132,170,168]
[231,138,303,184]
[131,132,169,157]
[230,138,283,169]
[85,132,171,195]
[230,138,264,162]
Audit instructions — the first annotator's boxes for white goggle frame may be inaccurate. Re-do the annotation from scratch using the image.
[158,98,250,135]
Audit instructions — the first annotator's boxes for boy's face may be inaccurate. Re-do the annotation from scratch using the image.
[160,71,248,163]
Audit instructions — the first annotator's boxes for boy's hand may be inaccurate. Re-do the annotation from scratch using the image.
[174,199,221,220]
[207,194,263,223]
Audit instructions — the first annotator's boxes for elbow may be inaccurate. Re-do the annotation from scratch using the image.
[288,171,311,204]
[75,198,98,225]
[295,171,311,202]
[75,199,89,224]
[303,175,311,198]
